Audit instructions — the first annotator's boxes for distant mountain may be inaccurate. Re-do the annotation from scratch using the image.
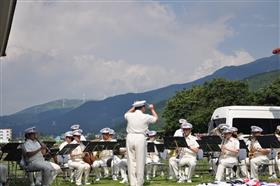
[33,55,280,135]
[0,99,84,136]
[244,70,280,91]
[1,55,279,136]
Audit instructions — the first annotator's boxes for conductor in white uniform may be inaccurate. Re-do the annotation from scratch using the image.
[124,100,158,186]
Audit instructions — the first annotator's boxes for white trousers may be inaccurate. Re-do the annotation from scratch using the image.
[0,164,8,183]
[27,160,60,186]
[127,133,146,186]
[92,158,109,179]
[169,156,197,181]
[118,158,128,180]
[215,157,237,181]
[250,156,269,179]
[146,154,160,177]
[68,160,90,185]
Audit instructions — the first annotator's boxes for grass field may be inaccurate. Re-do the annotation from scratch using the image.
[3,160,280,186]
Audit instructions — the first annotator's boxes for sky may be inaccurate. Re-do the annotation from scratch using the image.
[0,0,279,115]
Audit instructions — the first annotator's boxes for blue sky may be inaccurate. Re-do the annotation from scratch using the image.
[1,0,279,115]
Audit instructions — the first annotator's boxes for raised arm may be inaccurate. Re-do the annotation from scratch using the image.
[149,104,158,122]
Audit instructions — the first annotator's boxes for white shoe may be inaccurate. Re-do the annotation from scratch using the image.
[112,175,118,181]
[269,174,278,179]
[146,176,150,180]
[177,178,185,183]
[30,184,35,186]
[95,178,100,182]
[168,176,174,180]
[76,183,82,186]
[187,179,192,183]
[85,182,91,185]
[119,179,128,184]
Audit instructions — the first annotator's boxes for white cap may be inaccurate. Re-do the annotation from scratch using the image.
[147,130,157,136]
[109,129,115,135]
[251,126,263,133]
[132,100,146,107]
[277,125,280,131]
[100,128,111,134]
[179,119,187,124]
[218,124,230,130]
[230,127,238,132]
[222,128,233,134]
[181,123,193,129]
[64,131,73,137]
[72,130,82,136]
[24,127,36,134]
[71,124,80,130]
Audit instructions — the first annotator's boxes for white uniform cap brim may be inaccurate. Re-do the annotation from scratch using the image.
[181,123,192,129]
[132,100,146,107]
[223,129,233,134]
[179,119,187,124]
[65,131,73,137]
[24,127,36,134]
[71,124,80,130]
[230,127,238,132]
[100,128,111,134]
[277,125,280,131]
[148,131,157,136]
[251,126,263,133]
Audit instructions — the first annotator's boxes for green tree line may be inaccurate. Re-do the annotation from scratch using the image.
[163,78,280,134]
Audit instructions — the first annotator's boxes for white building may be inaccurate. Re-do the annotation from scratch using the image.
[0,129,12,143]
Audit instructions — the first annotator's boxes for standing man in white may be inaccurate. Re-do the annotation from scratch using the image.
[124,100,158,186]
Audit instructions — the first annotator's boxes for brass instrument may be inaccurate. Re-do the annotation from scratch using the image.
[248,138,256,160]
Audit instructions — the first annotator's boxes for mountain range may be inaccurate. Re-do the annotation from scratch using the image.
[1,55,279,137]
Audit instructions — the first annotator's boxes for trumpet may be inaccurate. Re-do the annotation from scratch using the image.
[248,138,256,160]
[35,138,51,155]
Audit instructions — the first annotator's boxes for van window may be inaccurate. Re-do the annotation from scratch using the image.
[233,118,280,134]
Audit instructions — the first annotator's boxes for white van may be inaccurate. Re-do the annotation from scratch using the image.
[208,106,280,134]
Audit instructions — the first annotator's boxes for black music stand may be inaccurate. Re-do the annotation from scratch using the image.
[117,139,126,148]
[155,144,165,153]
[239,140,248,150]
[0,142,22,160]
[42,141,56,149]
[198,136,221,152]
[58,144,79,155]
[82,141,91,147]
[147,142,156,153]
[256,135,280,149]
[83,141,118,152]
[164,137,188,149]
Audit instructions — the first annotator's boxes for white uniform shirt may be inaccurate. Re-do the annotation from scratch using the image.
[180,135,199,159]
[80,135,86,141]
[221,137,240,159]
[248,140,268,158]
[70,140,85,161]
[174,129,183,137]
[59,141,68,151]
[124,110,157,134]
[23,139,44,163]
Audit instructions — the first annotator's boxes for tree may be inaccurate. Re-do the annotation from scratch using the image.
[163,78,253,134]
[254,79,280,106]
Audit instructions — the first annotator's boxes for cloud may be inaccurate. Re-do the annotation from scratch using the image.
[2,1,254,114]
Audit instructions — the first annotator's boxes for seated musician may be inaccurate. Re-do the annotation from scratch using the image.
[68,130,90,186]
[173,119,187,137]
[146,130,160,180]
[57,131,73,166]
[70,124,87,141]
[22,127,61,186]
[215,128,240,182]
[0,164,8,186]
[92,128,114,181]
[247,126,270,179]
[169,122,199,183]
[269,125,280,179]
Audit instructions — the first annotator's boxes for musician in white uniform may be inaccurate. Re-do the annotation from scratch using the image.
[169,122,199,183]
[247,126,270,179]
[0,164,7,186]
[22,127,61,186]
[173,119,187,137]
[58,131,73,165]
[71,124,86,141]
[215,128,240,181]
[68,130,91,186]
[92,128,114,181]
[146,130,160,180]
[274,125,280,178]
[125,100,158,186]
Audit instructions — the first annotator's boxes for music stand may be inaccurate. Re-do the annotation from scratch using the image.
[42,141,56,149]
[198,136,221,152]
[256,135,280,149]
[117,139,126,148]
[164,137,188,149]
[147,142,155,153]
[58,144,79,155]
[82,141,91,147]
[0,142,22,160]
[155,144,165,153]
[239,140,248,150]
